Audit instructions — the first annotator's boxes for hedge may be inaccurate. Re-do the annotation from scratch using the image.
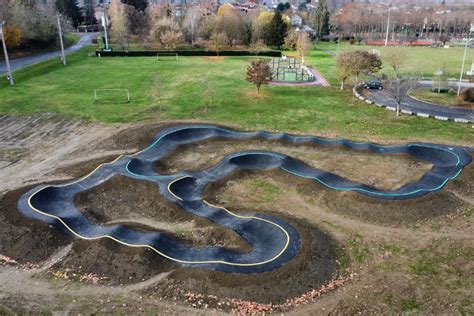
[95,50,282,57]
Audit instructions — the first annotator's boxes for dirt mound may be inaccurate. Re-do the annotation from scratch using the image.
[154,137,433,191]
[75,175,252,252]
[141,213,338,304]
[205,168,470,225]
[0,186,72,263]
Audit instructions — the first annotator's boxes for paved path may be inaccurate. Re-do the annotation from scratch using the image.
[0,33,96,73]
[362,86,474,123]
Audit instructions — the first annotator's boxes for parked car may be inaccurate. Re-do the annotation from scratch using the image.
[364,80,383,90]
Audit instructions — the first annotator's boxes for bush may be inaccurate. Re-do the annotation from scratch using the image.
[95,50,282,57]
[460,88,474,102]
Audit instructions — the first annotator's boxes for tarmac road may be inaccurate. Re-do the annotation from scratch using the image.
[363,84,474,123]
[0,32,96,74]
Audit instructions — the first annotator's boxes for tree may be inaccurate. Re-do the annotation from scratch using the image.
[249,39,268,55]
[206,32,228,59]
[215,7,245,45]
[109,0,130,49]
[183,6,201,45]
[312,0,330,40]
[246,59,272,93]
[265,11,287,48]
[122,0,147,12]
[149,15,181,48]
[56,0,82,28]
[276,2,290,13]
[4,2,58,48]
[160,29,182,49]
[82,0,97,25]
[284,29,298,50]
[385,77,419,116]
[438,33,450,46]
[296,32,311,64]
[384,47,408,79]
[336,51,355,89]
[4,24,23,49]
[352,50,382,84]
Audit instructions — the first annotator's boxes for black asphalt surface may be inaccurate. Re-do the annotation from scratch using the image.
[363,87,474,123]
[0,33,96,73]
[17,125,472,273]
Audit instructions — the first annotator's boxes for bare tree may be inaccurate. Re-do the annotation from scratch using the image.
[284,29,298,50]
[160,29,182,49]
[246,59,272,93]
[183,6,201,45]
[296,32,311,64]
[385,77,419,116]
[109,0,130,50]
[384,47,408,79]
[206,32,228,59]
[248,39,268,55]
[336,51,354,90]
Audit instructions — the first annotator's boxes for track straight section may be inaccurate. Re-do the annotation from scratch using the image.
[18,124,472,273]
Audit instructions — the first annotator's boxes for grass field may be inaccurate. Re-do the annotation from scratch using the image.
[411,89,474,108]
[0,46,472,145]
[316,42,471,78]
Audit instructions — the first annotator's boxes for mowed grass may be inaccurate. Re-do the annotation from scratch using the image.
[316,41,470,78]
[0,47,472,145]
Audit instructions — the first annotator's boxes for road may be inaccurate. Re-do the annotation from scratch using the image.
[363,84,474,123]
[0,32,96,73]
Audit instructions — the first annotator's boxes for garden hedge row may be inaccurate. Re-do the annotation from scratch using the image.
[95,50,282,57]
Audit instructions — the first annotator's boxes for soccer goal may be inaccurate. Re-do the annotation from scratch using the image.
[156,53,179,61]
[94,89,130,103]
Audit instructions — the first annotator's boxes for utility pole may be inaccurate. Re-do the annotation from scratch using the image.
[57,15,66,66]
[384,6,392,47]
[457,23,474,96]
[102,6,110,51]
[0,21,14,86]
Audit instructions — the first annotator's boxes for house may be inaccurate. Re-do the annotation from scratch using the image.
[291,14,302,27]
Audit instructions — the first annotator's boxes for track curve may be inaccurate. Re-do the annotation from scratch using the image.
[17,124,472,273]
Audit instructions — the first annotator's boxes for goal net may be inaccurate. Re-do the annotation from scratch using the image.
[94,89,130,103]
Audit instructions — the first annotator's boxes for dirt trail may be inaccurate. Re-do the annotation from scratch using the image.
[0,114,125,194]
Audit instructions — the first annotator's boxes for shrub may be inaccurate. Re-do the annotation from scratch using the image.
[460,87,474,102]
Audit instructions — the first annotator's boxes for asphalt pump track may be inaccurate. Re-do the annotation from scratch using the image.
[17,124,472,273]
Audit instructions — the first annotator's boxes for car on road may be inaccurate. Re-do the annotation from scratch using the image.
[364,80,383,90]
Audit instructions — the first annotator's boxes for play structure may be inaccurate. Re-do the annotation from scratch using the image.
[270,56,315,82]
[17,125,472,273]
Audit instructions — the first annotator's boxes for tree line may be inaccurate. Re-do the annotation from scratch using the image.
[0,0,96,51]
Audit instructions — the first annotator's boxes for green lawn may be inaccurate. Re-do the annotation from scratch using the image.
[0,47,472,145]
[316,41,470,78]
[410,89,473,108]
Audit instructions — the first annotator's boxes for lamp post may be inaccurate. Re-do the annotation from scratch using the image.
[57,15,66,66]
[384,5,392,47]
[102,3,110,51]
[0,21,14,86]
[457,22,474,96]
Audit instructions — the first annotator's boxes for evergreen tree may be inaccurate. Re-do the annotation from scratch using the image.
[83,0,97,25]
[265,11,287,49]
[56,0,82,28]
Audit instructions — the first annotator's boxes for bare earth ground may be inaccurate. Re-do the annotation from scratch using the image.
[0,115,472,314]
